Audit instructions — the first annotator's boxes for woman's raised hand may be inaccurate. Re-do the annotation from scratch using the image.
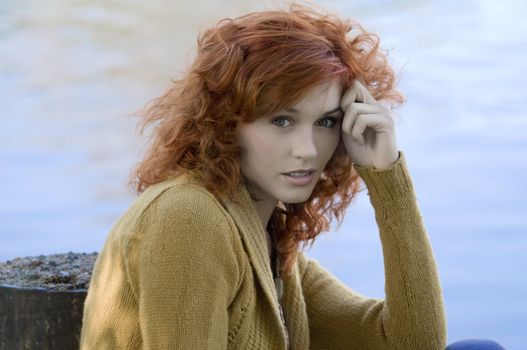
[340,79,399,169]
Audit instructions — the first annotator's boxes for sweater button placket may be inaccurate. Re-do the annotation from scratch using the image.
[274,259,289,349]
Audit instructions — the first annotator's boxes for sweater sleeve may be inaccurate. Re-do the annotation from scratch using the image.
[132,184,242,349]
[299,151,447,350]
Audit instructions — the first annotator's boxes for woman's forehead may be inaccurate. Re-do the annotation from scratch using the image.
[254,78,343,118]
[282,80,342,114]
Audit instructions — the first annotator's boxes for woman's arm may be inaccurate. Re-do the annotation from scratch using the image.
[299,151,447,350]
[133,185,243,349]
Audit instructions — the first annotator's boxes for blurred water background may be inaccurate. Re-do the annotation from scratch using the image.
[1,0,525,348]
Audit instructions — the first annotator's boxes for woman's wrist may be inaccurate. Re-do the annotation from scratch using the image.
[353,151,415,203]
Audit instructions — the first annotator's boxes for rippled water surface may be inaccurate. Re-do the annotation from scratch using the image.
[1,0,526,348]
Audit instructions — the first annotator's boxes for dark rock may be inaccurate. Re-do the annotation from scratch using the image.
[0,252,99,349]
[0,252,98,291]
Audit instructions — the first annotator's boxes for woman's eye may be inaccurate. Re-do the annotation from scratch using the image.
[317,117,338,128]
[271,116,339,128]
[271,117,291,127]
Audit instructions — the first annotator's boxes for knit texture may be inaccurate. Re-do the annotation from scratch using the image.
[79,151,446,349]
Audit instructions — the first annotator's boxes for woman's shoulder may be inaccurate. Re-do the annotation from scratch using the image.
[111,173,233,241]
[114,175,245,300]
[134,173,228,223]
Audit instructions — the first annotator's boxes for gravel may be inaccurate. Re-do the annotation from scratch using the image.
[0,252,98,291]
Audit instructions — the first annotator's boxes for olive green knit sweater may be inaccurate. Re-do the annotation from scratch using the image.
[80,151,446,349]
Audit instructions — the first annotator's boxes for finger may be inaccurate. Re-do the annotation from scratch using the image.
[351,116,367,144]
[352,79,378,105]
[341,80,364,109]
[341,104,359,135]
[341,102,385,135]
[351,113,392,144]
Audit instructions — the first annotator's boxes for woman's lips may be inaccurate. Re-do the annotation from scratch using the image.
[282,171,315,186]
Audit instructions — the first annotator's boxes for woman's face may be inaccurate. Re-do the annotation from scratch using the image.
[237,79,343,206]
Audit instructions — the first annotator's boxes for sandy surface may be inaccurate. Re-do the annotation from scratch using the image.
[0,252,98,291]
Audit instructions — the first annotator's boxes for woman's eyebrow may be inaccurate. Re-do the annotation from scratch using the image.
[285,106,343,115]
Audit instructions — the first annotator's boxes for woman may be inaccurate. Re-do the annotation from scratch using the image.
[80,3,504,350]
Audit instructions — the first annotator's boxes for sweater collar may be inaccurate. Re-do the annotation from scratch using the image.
[219,182,281,312]
[220,181,312,349]
[220,182,311,349]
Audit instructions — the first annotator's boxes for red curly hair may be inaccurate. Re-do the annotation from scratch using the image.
[129,1,404,276]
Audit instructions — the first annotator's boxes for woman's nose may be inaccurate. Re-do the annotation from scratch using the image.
[291,128,318,159]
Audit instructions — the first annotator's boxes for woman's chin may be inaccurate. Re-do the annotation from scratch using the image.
[279,192,313,205]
